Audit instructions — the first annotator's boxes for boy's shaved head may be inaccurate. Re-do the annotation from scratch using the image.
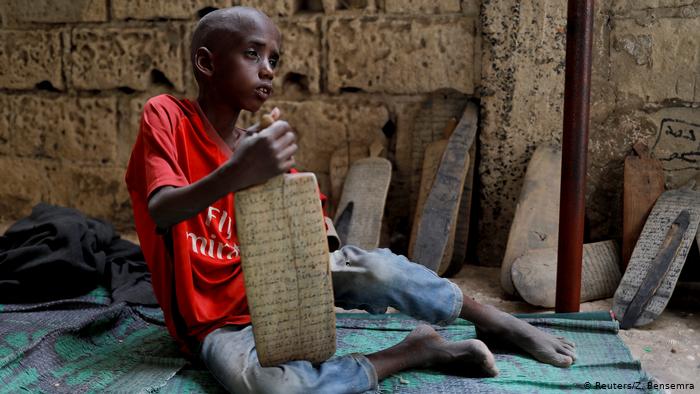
[191,7,280,83]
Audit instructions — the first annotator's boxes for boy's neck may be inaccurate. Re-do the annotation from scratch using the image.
[196,94,242,144]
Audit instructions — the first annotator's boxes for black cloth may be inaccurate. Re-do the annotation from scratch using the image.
[0,203,157,305]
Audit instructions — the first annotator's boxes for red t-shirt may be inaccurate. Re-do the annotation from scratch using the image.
[126,94,293,354]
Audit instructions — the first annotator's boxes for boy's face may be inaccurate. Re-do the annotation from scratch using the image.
[211,17,281,113]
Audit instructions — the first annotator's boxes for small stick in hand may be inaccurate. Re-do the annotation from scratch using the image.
[258,111,296,168]
[260,114,275,129]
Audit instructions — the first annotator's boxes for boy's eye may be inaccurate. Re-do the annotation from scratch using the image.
[245,49,259,59]
[269,57,279,69]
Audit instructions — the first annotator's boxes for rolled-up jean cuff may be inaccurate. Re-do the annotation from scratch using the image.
[350,353,378,390]
[441,280,463,326]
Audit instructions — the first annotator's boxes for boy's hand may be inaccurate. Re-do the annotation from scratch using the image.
[225,110,297,191]
[245,107,281,134]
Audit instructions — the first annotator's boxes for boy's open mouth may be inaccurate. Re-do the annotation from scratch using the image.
[255,85,272,100]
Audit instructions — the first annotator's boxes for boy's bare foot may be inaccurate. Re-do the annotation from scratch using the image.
[405,325,499,376]
[474,305,577,367]
[367,324,498,380]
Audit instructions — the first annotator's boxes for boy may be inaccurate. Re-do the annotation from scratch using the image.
[126,7,576,393]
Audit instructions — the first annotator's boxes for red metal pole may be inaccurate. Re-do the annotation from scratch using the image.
[555,0,594,313]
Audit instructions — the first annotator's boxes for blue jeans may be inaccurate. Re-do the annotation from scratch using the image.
[199,245,464,394]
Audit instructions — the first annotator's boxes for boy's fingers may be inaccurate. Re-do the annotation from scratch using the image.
[260,120,293,140]
[274,130,296,149]
[245,108,282,133]
[245,122,262,133]
[279,157,296,172]
[269,107,281,121]
[277,143,298,161]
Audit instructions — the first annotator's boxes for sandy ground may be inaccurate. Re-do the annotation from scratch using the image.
[3,222,698,392]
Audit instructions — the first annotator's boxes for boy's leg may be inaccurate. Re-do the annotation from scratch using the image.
[331,246,576,367]
[200,324,497,394]
[331,246,463,325]
[200,325,375,394]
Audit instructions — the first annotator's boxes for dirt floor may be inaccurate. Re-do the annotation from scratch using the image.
[449,265,700,394]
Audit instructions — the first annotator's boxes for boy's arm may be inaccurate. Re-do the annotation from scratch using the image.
[148,120,297,229]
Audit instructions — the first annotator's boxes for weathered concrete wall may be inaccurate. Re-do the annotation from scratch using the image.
[478,0,699,265]
[0,0,697,268]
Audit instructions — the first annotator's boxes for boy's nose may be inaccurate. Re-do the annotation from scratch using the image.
[259,62,274,80]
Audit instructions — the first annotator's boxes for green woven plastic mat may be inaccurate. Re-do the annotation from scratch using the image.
[1,293,657,393]
[335,312,659,393]
[0,303,186,393]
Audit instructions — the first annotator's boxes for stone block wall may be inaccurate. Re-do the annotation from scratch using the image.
[0,0,697,267]
[0,0,480,244]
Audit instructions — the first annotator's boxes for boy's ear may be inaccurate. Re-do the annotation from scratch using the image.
[194,47,215,78]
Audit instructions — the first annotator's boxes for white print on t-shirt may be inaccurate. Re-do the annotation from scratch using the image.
[184,206,240,260]
[205,206,232,238]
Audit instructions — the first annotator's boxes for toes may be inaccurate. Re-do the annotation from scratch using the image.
[437,339,499,378]
[560,341,575,350]
[475,343,499,377]
[478,358,499,377]
[484,364,499,377]
[558,337,575,348]
[551,353,574,368]
[410,324,439,339]
[558,345,577,362]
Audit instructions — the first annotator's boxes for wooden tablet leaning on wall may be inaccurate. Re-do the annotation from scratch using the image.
[333,140,392,250]
[412,102,478,272]
[613,188,700,328]
[500,144,562,296]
